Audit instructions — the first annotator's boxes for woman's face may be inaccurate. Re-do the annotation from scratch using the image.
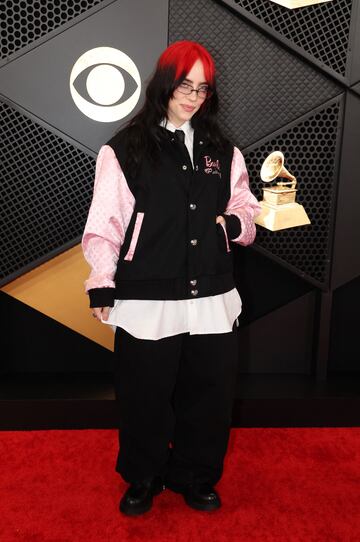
[167,59,208,127]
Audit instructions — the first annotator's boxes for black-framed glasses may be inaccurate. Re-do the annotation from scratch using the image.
[175,82,212,99]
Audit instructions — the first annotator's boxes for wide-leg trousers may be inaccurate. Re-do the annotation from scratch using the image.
[112,321,239,487]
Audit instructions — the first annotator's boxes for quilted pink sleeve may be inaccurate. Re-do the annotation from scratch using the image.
[81,144,135,296]
[223,146,262,246]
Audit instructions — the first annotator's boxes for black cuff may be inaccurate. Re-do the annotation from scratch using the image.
[223,214,242,240]
[88,287,115,308]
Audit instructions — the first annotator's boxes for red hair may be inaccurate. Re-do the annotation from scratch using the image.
[157,40,215,85]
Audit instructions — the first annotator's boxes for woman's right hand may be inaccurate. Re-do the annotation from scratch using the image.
[91,307,111,321]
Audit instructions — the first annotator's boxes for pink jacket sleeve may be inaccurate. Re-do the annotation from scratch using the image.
[81,144,135,307]
[222,146,261,248]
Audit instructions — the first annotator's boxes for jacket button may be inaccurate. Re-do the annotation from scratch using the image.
[190,239,197,246]
[199,141,203,145]
[190,279,197,286]
[182,165,187,170]
[189,203,196,210]
[191,289,198,296]
[195,165,199,171]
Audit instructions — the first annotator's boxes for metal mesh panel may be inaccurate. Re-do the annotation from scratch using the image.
[0,100,95,284]
[224,0,352,77]
[169,0,340,148]
[244,97,342,287]
[0,0,103,60]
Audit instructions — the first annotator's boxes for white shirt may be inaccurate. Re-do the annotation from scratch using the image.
[101,119,242,340]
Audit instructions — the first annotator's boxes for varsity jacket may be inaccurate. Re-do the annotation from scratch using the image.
[81,124,261,308]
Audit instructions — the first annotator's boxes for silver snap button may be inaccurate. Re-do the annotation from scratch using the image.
[199,141,203,145]
[191,289,198,296]
[189,203,196,210]
[190,239,197,246]
[182,165,187,170]
[190,279,197,286]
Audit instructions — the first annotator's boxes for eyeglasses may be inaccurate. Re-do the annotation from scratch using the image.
[175,82,211,100]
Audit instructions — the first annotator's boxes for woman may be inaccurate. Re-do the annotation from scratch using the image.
[81,40,261,516]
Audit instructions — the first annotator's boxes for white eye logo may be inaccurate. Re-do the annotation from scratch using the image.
[69,47,141,123]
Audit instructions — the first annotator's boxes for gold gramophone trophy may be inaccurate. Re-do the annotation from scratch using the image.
[254,151,311,231]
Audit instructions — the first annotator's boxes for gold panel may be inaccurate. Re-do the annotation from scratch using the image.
[1,244,114,351]
[269,0,333,8]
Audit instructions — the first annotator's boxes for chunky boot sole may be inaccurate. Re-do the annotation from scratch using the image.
[120,497,152,516]
[165,479,221,511]
[184,493,221,512]
[119,479,165,516]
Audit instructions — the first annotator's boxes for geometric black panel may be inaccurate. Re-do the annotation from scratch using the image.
[330,91,360,289]
[0,0,103,61]
[0,291,114,374]
[0,0,169,154]
[224,0,353,78]
[0,100,95,285]
[237,291,316,374]
[170,0,341,148]
[329,274,360,372]
[244,96,343,288]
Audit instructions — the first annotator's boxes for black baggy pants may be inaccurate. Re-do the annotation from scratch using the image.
[112,321,239,487]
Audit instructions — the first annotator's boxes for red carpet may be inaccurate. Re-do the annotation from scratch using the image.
[1,427,359,542]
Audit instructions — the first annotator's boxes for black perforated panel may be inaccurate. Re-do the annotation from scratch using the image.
[0,0,103,60]
[170,0,343,287]
[169,0,340,148]
[0,100,95,284]
[221,0,353,78]
[244,97,343,287]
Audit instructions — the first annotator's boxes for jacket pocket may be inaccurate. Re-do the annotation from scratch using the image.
[124,212,145,261]
[217,221,231,253]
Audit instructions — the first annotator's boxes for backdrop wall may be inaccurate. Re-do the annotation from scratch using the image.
[1,0,359,379]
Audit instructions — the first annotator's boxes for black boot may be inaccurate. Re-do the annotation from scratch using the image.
[119,475,165,516]
[184,482,221,511]
[165,477,221,512]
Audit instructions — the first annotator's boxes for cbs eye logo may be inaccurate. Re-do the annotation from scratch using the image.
[69,46,141,123]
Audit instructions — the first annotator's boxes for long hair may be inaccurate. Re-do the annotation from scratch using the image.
[118,41,228,178]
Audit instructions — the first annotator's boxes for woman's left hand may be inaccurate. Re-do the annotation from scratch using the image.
[216,215,225,225]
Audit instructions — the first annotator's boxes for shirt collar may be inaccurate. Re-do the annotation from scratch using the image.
[160,118,193,138]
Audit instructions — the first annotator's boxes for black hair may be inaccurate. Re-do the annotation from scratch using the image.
[114,59,229,178]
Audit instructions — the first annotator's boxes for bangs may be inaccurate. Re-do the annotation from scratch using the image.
[158,40,215,85]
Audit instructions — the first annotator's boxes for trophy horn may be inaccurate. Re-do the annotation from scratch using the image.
[260,151,296,189]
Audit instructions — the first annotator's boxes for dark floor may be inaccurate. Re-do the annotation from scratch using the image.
[1,372,359,430]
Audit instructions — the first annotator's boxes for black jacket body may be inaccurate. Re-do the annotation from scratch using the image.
[88,125,243,308]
